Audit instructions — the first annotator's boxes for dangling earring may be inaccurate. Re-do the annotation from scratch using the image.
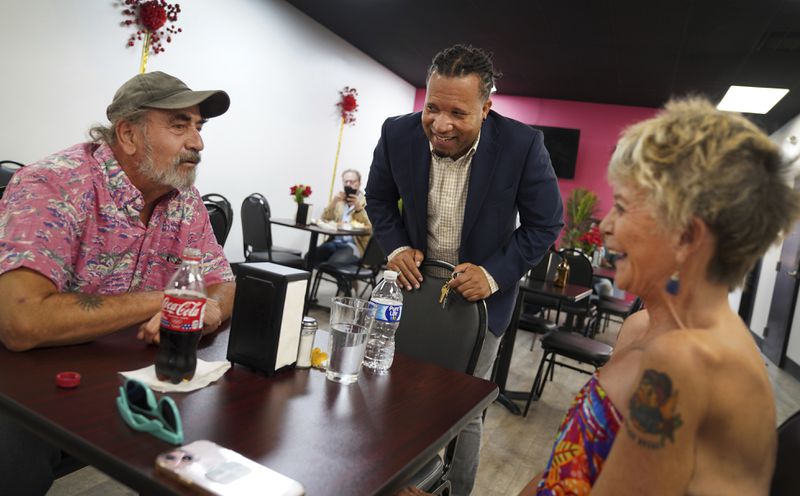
[665,272,680,296]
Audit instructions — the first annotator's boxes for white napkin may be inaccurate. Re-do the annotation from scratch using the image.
[119,359,231,393]
[314,219,337,230]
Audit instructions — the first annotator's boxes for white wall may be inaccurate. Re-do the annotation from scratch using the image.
[771,117,800,365]
[749,244,782,339]
[750,115,800,363]
[0,0,415,262]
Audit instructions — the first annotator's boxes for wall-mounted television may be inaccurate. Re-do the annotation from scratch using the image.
[529,124,580,179]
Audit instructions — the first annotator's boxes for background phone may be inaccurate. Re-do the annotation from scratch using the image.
[343,185,357,196]
[155,440,304,496]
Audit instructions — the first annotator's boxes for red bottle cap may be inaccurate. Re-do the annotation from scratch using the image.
[56,371,81,388]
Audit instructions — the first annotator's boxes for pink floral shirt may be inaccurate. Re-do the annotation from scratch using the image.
[0,142,233,294]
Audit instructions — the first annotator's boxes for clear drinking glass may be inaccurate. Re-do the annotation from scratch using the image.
[326,297,376,384]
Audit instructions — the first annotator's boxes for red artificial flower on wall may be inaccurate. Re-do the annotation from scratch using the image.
[120,0,182,54]
[337,87,359,125]
[140,1,168,30]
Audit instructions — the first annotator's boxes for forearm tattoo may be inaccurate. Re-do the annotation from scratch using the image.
[625,368,684,449]
[75,294,103,311]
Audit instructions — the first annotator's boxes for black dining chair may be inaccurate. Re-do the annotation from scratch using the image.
[240,193,305,268]
[593,294,644,335]
[771,409,800,496]
[0,160,24,199]
[395,260,488,495]
[308,237,385,300]
[523,296,642,417]
[557,248,595,333]
[518,251,560,341]
[202,193,233,247]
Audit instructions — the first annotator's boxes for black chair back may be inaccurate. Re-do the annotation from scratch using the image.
[0,160,24,200]
[771,409,800,495]
[202,193,233,246]
[530,251,560,282]
[241,193,272,260]
[395,260,487,374]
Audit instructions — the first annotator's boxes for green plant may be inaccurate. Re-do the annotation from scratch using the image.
[562,188,599,251]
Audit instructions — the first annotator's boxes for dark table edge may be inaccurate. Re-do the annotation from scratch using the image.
[373,384,499,495]
[2,369,498,495]
[0,392,180,495]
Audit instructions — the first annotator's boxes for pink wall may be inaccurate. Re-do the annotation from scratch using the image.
[413,90,658,216]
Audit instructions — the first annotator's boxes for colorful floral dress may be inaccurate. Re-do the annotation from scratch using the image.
[537,373,623,495]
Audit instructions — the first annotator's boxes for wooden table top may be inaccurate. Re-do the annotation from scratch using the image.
[0,326,496,495]
[592,265,616,281]
[518,278,593,302]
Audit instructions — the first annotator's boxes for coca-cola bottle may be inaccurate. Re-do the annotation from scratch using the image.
[155,248,207,384]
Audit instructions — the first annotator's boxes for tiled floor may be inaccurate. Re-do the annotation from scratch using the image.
[47,282,800,495]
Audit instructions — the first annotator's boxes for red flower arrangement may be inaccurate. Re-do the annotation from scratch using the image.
[121,0,182,54]
[290,184,313,204]
[337,87,359,125]
[578,224,603,254]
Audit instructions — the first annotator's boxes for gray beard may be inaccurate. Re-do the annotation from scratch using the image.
[138,143,200,191]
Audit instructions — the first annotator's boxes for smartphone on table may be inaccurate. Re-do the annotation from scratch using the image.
[155,440,305,496]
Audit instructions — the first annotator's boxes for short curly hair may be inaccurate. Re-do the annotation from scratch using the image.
[609,97,800,288]
[427,44,501,101]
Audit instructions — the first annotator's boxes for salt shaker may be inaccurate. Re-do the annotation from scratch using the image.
[296,316,317,368]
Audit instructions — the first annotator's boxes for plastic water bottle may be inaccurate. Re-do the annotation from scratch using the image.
[363,270,403,374]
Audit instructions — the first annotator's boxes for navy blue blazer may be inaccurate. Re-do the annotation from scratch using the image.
[365,110,564,335]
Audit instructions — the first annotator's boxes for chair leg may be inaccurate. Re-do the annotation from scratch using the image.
[542,352,557,396]
[310,270,323,302]
[524,349,552,417]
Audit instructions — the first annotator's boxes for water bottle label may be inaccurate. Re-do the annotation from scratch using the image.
[161,294,206,332]
[373,303,402,322]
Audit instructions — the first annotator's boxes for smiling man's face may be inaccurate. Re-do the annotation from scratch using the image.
[421,73,491,160]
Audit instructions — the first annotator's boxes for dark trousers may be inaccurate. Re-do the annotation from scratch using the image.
[313,240,359,267]
[311,241,360,296]
[0,412,62,495]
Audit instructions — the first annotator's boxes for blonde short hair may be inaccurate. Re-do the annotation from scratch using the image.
[609,97,800,288]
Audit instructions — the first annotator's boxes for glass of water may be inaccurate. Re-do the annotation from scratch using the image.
[326,297,376,384]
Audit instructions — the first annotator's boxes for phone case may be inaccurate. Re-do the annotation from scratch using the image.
[155,440,305,496]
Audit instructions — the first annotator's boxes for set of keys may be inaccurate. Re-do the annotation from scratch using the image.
[438,271,463,310]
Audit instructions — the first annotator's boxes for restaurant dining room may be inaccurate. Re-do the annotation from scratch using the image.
[2,1,800,495]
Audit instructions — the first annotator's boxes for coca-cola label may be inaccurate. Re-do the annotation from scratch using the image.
[161,294,206,332]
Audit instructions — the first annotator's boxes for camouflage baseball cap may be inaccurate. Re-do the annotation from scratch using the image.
[106,71,230,121]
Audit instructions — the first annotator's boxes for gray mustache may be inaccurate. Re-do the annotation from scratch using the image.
[175,151,201,165]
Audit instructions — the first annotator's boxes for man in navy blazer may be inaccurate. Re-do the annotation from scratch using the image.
[366,45,563,495]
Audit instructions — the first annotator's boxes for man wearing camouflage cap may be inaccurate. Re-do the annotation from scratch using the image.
[0,72,235,494]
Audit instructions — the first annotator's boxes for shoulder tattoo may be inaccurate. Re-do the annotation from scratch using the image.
[625,368,684,449]
[75,293,103,311]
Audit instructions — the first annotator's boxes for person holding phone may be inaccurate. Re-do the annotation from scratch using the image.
[314,169,372,267]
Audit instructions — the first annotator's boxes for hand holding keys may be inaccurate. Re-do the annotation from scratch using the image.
[438,271,463,310]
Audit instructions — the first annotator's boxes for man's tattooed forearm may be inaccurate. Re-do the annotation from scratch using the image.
[75,294,103,311]
[626,368,683,449]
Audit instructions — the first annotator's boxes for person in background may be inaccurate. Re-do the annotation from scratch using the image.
[315,168,372,266]
[367,44,564,496]
[520,97,800,495]
[0,71,236,495]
